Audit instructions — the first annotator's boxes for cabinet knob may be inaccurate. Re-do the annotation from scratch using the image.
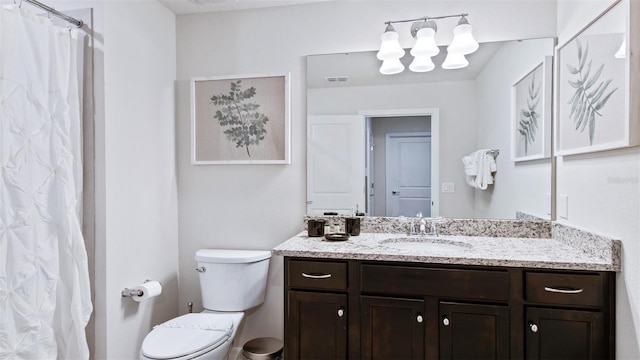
[416,314,423,323]
[337,308,345,318]
[196,267,206,273]
[442,317,450,326]
[529,322,538,333]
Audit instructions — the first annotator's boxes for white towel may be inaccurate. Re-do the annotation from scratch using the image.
[462,149,497,190]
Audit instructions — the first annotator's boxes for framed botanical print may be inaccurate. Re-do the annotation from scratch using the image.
[555,0,639,155]
[191,73,291,164]
[512,56,552,161]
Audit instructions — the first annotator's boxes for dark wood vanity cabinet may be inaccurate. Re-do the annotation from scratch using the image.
[360,296,425,359]
[284,258,615,360]
[439,302,510,359]
[285,259,349,359]
[288,291,348,359]
[523,271,615,360]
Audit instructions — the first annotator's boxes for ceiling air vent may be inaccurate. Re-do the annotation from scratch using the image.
[324,76,350,83]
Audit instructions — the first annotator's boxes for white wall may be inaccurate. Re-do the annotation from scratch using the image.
[176,0,556,347]
[475,38,554,219]
[556,0,640,357]
[308,81,477,218]
[98,1,179,358]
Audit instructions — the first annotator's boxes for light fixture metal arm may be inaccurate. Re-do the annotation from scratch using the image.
[384,13,468,26]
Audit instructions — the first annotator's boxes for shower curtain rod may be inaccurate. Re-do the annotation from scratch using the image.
[22,0,83,28]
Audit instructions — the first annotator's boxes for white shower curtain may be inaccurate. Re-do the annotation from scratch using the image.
[0,4,92,359]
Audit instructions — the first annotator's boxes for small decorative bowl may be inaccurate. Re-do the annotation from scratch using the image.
[324,233,350,242]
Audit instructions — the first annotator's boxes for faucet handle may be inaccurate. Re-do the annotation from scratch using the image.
[416,211,423,218]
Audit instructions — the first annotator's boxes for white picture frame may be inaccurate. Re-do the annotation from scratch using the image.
[511,56,553,162]
[191,73,291,164]
[554,0,639,156]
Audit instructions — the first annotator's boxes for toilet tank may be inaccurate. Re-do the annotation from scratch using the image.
[195,249,271,311]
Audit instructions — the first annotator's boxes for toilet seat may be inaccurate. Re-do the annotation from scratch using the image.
[141,313,234,360]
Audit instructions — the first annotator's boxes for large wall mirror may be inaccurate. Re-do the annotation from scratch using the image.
[307,37,555,220]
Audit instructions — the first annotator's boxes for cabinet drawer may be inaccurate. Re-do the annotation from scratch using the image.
[525,272,604,307]
[288,260,347,291]
[361,264,510,301]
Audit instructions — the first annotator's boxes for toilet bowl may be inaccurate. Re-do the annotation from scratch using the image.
[140,249,271,360]
[140,311,244,360]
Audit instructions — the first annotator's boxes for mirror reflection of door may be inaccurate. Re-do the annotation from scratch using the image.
[367,116,432,217]
[307,115,365,215]
[386,133,431,217]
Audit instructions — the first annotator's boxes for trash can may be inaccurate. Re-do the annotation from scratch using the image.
[242,337,283,360]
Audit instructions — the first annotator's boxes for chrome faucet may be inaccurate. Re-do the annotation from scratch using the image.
[408,221,417,235]
[407,212,422,236]
[427,217,446,237]
[427,221,438,237]
[419,218,427,235]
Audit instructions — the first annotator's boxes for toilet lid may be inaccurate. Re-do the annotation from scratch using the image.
[142,313,234,359]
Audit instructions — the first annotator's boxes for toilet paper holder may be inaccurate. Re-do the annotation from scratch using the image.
[121,279,160,298]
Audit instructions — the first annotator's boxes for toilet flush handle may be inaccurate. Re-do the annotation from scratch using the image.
[196,266,206,273]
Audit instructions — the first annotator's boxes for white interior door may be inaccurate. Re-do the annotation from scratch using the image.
[386,133,431,217]
[307,115,365,215]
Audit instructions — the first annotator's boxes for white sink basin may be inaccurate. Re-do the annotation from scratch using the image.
[380,237,472,253]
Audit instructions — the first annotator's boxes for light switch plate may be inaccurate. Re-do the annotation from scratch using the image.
[441,182,455,193]
[558,194,568,219]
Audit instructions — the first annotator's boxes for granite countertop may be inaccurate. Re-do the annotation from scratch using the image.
[272,231,619,272]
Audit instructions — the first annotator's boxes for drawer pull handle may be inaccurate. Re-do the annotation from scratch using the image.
[529,322,538,333]
[302,273,332,279]
[442,317,450,326]
[416,314,424,323]
[337,308,345,318]
[544,286,584,294]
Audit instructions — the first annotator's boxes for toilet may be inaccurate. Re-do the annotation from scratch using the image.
[140,249,272,360]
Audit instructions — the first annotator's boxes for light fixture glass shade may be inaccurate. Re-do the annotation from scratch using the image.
[615,38,626,59]
[442,51,469,69]
[410,26,439,57]
[380,58,405,75]
[409,56,435,72]
[447,17,479,55]
[377,25,405,60]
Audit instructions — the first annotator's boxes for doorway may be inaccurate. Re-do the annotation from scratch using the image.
[363,111,438,217]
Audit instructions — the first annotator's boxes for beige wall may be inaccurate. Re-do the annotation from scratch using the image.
[176,0,557,347]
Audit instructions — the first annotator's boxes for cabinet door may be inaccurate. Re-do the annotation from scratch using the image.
[287,291,347,360]
[526,307,605,360]
[361,296,425,360]
[440,302,510,360]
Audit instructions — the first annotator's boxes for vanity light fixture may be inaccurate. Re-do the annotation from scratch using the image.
[376,24,405,61]
[377,13,479,74]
